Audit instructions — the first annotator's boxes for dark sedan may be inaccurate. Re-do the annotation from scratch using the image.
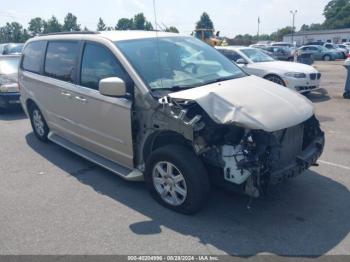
[0,55,21,111]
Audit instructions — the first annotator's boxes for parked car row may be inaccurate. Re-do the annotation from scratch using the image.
[216,46,321,93]
[0,43,24,55]
[11,31,325,214]
[0,55,21,110]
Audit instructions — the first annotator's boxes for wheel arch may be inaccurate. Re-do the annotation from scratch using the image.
[142,131,193,163]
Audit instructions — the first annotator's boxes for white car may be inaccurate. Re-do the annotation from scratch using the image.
[345,54,350,66]
[217,46,321,93]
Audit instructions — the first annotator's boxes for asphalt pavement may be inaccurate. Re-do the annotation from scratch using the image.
[0,61,349,256]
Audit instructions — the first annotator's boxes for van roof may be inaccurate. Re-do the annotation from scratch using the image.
[30,30,182,42]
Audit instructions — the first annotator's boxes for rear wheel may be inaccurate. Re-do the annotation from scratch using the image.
[323,55,331,61]
[29,104,49,142]
[145,145,210,214]
[264,75,286,86]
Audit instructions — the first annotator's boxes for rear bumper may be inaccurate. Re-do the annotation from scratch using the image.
[269,132,325,184]
[0,92,21,109]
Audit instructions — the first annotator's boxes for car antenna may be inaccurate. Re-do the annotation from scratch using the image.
[153,0,164,90]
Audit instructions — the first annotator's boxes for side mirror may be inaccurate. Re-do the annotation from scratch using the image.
[99,77,127,97]
[236,58,247,65]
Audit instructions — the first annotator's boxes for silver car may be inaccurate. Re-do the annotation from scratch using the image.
[19,31,325,214]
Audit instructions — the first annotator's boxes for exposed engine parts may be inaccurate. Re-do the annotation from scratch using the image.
[137,94,325,199]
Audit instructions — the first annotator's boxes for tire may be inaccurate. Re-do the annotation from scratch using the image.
[145,145,210,214]
[28,103,50,142]
[323,55,331,61]
[264,75,286,86]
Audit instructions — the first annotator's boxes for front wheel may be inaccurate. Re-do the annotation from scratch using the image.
[145,145,210,214]
[264,75,286,86]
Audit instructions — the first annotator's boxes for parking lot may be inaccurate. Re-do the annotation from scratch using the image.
[0,60,349,256]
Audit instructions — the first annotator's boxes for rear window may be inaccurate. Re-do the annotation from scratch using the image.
[22,41,46,74]
[44,41,79,83]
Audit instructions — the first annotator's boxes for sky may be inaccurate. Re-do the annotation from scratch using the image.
[0,0,330,37]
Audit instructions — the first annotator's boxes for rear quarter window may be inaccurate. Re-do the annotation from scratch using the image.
[44,41,79,83]
[22,41,46,74]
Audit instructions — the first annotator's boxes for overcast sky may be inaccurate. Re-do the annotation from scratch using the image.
[0,0,330,37]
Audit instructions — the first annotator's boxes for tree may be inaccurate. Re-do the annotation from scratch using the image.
[0,22,28,43]
[97,17,106,31]
[28,17,45,35]
[133,13,153,30]
[165,26,179,33]
[196,12,214,29]
[44,16,62,33]
[270,26,294,41]
[116,18,134,30]
[63,13,81,31]
[323,0,350,29]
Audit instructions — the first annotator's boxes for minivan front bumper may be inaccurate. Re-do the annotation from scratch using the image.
[269,131,325,184]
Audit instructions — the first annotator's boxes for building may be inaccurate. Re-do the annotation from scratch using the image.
[283,28,350,46]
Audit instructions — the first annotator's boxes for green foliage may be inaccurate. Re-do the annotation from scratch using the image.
[44,16,62,33]
[323,0,350,29]
[116,18,134,30]
[115,13,153,31]
[165,26,179,33]
[196,12,214,30]
[97,18,106,31]
[63,13,81,32]
[133,13,153,30]
[0,22,30,43]
[28,17,46,35]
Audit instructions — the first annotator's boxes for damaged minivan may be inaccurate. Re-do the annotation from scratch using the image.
[19,31,325,214]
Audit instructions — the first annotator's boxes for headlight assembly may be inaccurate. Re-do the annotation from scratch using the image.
[285,72,307,78]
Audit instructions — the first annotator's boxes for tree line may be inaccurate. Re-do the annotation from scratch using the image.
[230,0,350,45]
[1,0,349,44]
[0,12,179,43]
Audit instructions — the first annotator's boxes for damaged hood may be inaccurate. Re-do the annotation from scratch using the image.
[168,75,314,132]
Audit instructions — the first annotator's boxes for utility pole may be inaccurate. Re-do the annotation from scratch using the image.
[290,10,298,62]
[290,10,297,44]
[257,17,260,39]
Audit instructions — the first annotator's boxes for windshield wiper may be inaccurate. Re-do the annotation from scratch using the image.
[153,85,197,92]
[200,76,237,86]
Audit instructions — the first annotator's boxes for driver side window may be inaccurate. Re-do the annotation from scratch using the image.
[80,43,132,91]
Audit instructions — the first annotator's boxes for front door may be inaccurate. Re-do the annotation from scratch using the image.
[67,42,134,168]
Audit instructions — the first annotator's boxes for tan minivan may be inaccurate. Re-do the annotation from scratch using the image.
[19,31,325,214]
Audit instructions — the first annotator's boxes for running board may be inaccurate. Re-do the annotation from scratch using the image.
[48,132,144,182]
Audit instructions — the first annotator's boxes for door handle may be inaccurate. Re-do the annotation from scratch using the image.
[61,91,72,98]
[75,96,87,103]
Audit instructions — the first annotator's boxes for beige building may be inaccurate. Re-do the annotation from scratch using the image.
[283,28,350,45]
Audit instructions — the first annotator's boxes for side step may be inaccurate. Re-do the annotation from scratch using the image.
[48,133,144,181]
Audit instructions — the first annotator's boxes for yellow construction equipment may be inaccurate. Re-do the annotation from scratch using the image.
[193,29,223,46]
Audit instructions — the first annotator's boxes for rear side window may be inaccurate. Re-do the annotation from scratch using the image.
[80,43,131,90]
[44,41,79,83]
[22,41,46,74]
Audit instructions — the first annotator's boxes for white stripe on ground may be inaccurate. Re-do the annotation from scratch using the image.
[319,160,350,171]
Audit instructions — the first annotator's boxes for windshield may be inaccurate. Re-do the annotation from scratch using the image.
[240,48,274,63]
[3,44,24,55]
[0,57,20,74]
[115,37,246,92]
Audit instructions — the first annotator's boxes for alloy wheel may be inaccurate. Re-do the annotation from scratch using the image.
[152,161,187,206]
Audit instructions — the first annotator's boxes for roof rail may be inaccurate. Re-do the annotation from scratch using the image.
[38,31,100,36]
